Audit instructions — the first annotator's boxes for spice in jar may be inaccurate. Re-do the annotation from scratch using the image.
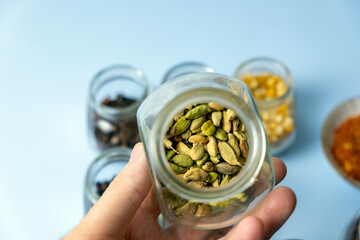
[95,176,115,196]
[163,103,249,217]
[92,94,140,150]
[240,73,295,145]
[331,115,360,182]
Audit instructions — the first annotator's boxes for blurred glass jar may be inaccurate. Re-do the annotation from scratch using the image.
[234,57,296,155]
[137,73,274,229]
[341,209,360,240]
[162,61,215,83]
[84,148,131,213]
[88,65,151,151]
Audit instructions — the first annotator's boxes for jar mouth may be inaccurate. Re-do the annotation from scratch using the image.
[84,148,132,206]
[149,87,267,202]
[162,61,215,83]
[234,57,293,109]
[89,65,151,120]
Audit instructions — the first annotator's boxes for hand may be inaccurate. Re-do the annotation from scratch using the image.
[65,143,296,240]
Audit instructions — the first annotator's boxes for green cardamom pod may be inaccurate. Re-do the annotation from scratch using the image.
[187,181,207,188]
[190,116,206,132]
[176,142,191,156]
[170,116,191,136]
[188,135,208,144]
[190,143,204,160]
[172,154,194,167]
[201,120,216,136]
[196,152,209,167]
[212,178,220,187]
[214,128,228,141]
[232,118,241,131]
[216,162,241,175]
[174,202,197,217]
[185,104,212,120]
[166,149,176,160]
[227,133,241,157]
[202,161,214,171]
[240,138,249,158]
[222,111,232,133]
[169,162,187,174]
[184,168,209,182]
[164,138,172,149]
[207,136,218,157]
[220,174,231,186]
[208,102,225,111]
[211,111,222,127]
[218,142,240,166]
[208,172,218,183]
[226,108,237,120]
[195,204,212,217]
[210,154,221,164]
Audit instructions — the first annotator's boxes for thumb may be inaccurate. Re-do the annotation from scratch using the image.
[222,216,265,240]
[73,143,152,239]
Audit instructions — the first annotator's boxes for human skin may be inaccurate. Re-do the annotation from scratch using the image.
[65,143,296,240]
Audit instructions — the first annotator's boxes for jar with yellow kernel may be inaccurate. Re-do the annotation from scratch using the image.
[234,57,296,155]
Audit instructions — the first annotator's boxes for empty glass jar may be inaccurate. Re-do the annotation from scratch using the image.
[137,73,274,229]
[162,61,215,83]
[234,57,297,155]
[87,65,151,151]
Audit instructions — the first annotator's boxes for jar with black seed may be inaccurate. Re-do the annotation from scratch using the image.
[137,73,275,229]
[84,148,131,214]
[88,65,151,151]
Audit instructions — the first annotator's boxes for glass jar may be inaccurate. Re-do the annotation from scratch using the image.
[137,73,274,229]
[341,209,360,240]
[162,61,215,83]
[88,65,151,151]
[84,147,131,214]
[234,57,296,155]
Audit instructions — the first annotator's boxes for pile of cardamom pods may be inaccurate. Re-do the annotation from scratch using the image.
[163,102,249,217]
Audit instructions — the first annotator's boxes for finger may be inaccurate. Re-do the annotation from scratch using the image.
[252,186,296,238]
[166,224,215,240]
[221,216,264,240]
[80,143,152,238]
[272,157,287,185]
[124,187,164,239]
[137,186,161,218]
[125,187,164,239]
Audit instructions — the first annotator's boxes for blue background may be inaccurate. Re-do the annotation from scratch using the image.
[0,1,359,239]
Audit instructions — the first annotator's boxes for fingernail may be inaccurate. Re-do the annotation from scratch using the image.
[130,143,143,161]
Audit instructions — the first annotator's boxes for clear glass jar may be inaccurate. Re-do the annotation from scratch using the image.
[88,65,151,151]
[84,147,131,214]
[137,73,274,229]
[162,61,215,83]
[234,57,297,155]
[341,209,360,240]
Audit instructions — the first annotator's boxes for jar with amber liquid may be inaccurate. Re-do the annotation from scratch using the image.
[234,57,296,155]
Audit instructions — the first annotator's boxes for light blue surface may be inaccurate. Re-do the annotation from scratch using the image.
[0,1,359,239]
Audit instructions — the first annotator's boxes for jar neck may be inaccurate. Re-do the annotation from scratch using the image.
[89,65,151,120]
[148,87,268,203]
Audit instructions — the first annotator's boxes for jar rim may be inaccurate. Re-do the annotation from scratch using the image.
[148,74,268,202]
[234,57,293,108]
[89,64,151,120]
[162,61,215,84]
